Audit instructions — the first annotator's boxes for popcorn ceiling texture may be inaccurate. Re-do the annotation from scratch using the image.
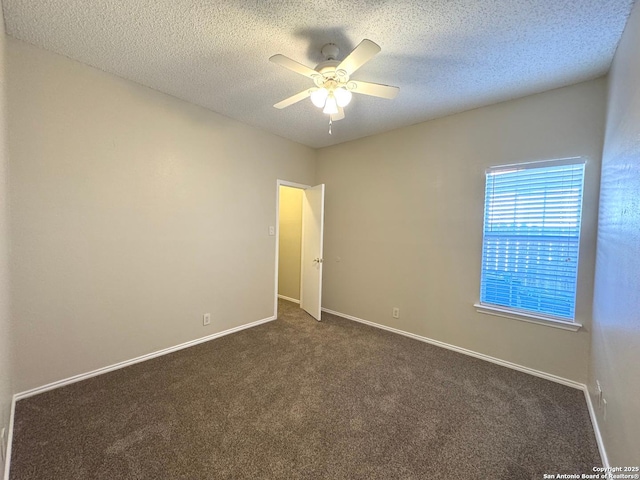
[2,0,634,148]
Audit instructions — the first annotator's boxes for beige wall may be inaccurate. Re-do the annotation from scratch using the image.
[317,78,606,383]
[7,39,316,392]
[0,0,13,471]
[278,186,303,301]
[590,0,640,465]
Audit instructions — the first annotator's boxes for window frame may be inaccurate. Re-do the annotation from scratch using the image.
[474,157,586,332]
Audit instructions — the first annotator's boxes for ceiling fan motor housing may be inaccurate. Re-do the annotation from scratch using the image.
[316,44,346,83]
[315,60,340,73]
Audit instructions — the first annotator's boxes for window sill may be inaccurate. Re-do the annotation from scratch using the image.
[473,303,582,332]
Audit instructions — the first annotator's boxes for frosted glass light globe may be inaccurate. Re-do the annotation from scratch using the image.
[323,94,339,114]
[310,88,329,108]
[334,87,352,107]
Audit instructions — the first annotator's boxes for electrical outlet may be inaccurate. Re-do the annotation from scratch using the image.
[392,307,400,319]
[203,313,211,326]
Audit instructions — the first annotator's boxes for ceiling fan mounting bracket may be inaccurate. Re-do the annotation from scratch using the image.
[320,43,339,61]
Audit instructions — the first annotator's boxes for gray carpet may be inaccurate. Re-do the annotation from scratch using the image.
[10,300,601,479]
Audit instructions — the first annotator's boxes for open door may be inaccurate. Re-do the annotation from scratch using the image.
[300,184,325,321]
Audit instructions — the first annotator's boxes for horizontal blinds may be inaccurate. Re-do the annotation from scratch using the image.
[480,162,585,320]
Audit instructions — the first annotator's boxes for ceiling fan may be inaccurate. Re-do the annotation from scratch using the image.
[269,39,399,126]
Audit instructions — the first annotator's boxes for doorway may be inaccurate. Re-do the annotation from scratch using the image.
[275,180,325,321]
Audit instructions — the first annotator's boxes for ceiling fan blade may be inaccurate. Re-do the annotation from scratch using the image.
[337,39,381,75]
[270,54,319,79]
[274,88,315,109]
[331,107,345,121]
[348,80,399,99]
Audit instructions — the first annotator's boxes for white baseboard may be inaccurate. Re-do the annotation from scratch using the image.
[583,385,609,469]
[321,307,584,390]
[14,314,276,401]
[2,396,16,480]
[321,307,612,466]
[3,314,276,480]
[277,295,300,304]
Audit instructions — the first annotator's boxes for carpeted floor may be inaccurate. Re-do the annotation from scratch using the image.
[10,300,601,479]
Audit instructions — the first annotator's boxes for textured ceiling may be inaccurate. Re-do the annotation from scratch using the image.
[3,0,635,148]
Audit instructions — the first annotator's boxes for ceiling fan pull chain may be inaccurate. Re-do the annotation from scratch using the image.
[329,117,332,135]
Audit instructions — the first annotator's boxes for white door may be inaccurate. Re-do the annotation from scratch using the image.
[300,184,325,321]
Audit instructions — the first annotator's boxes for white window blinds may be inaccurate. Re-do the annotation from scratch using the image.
[480,160,585,320]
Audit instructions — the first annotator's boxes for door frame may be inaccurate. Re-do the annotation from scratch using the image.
[274,179,312,318]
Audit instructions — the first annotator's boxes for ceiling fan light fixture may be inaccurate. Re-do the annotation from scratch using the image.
[334,87,352,107]
[270,39,399,130]
[310,88,329,108]
[323,93,339,115]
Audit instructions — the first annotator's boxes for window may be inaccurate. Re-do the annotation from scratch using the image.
[477,159,585,328]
